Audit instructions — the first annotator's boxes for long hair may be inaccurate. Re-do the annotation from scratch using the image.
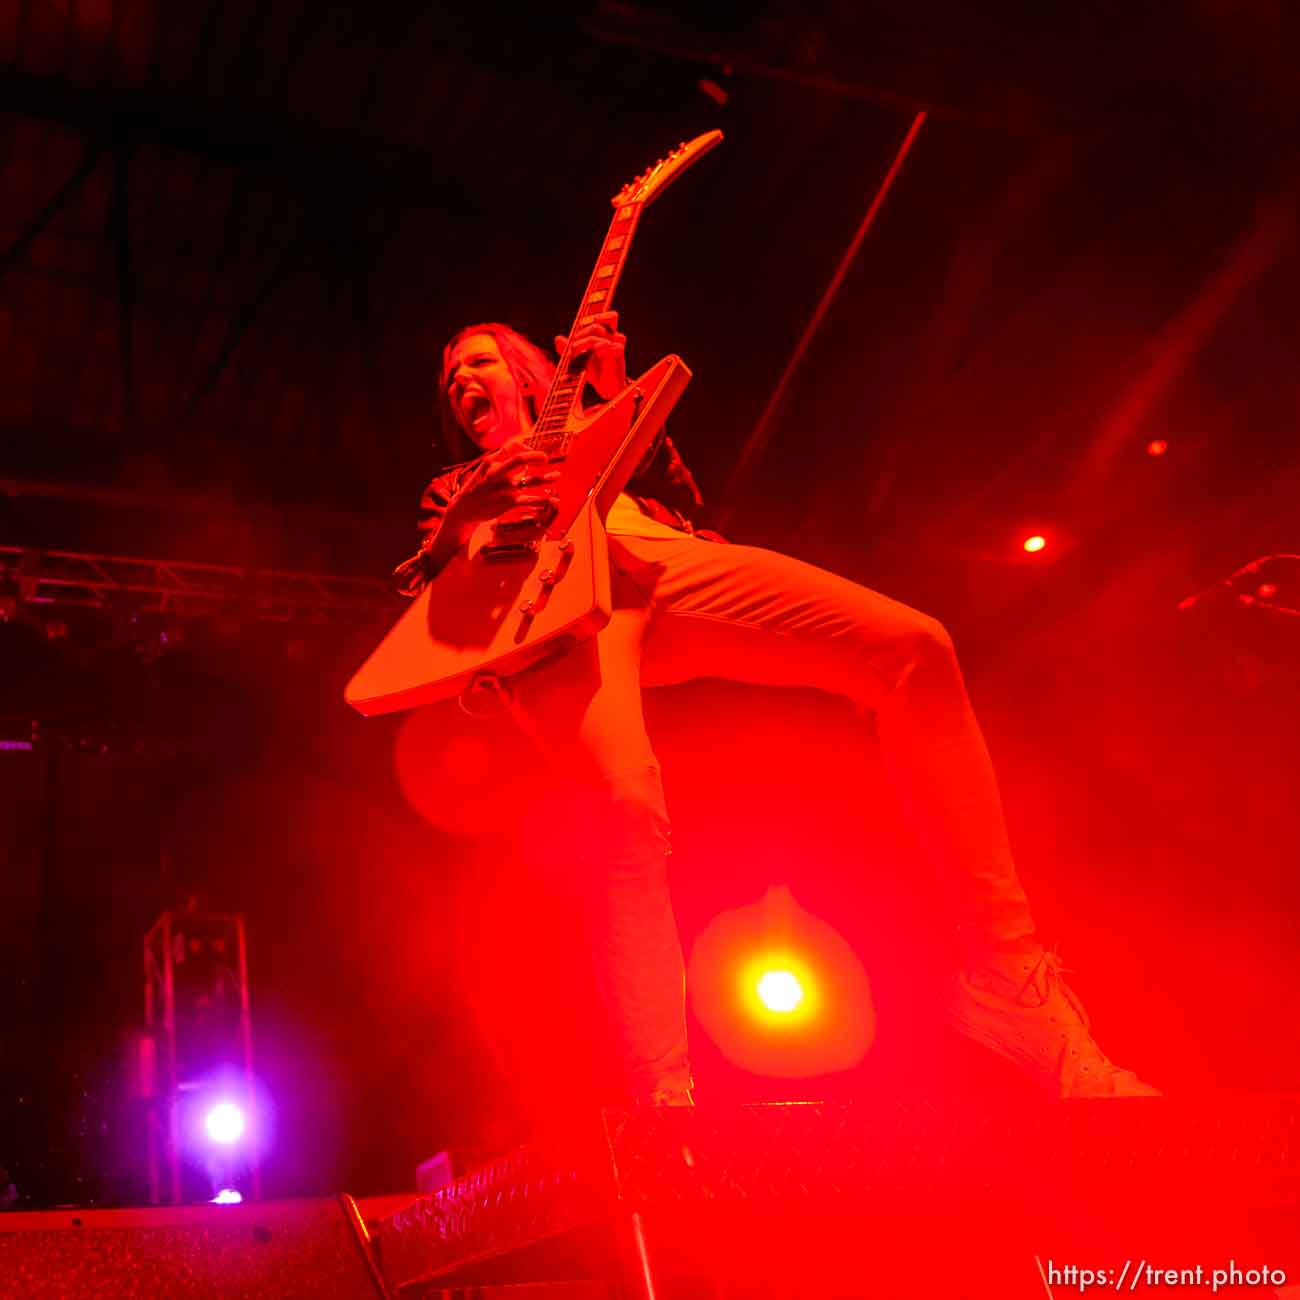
[436,323,556,464]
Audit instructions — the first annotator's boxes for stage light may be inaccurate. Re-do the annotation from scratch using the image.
[1023,535,1047,553]
[689,886,875,1077]
[755,969,804,1014]
[738,951,819,1030]
[698,77,729,106]
[698,63,732,106]
[203,1101,246,1146]
[1146,439,1168,456]
[211,1188,243,1205]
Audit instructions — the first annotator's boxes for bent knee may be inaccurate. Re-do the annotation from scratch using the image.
[860,608,958,701]
[904,612,955,659]
[587,763,672,854]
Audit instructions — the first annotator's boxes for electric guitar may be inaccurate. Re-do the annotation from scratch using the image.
[345,130,723,717]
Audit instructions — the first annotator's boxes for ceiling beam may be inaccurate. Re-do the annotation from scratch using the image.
[581,13,1061,140]
[0,138,104,281]
[0,68,478,211]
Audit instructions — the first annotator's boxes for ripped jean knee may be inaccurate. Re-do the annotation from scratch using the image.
[578,763,673,877]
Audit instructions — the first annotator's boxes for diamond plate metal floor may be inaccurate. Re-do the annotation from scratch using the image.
[373,1098,1300,1299]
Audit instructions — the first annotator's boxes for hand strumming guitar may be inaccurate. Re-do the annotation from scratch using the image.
[447,435,560,535]
[396,315,630,591]
[406,437,560,579]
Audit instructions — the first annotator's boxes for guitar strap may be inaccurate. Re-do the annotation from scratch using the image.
[456,671,558,762]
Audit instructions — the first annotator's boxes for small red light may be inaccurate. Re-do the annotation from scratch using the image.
[697,77,729,106]
[1146,439,1168,456]
[1023,535,1047,553]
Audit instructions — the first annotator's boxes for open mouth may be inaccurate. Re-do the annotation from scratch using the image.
[461,391,492,431]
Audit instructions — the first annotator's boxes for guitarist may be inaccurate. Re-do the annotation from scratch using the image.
[394,313,1159,1106]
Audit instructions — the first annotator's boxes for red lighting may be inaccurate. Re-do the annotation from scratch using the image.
[1022,535,1047,554]
[697,77,729,106]
[687,885,875,1078]
[1146,439,1169,456]
[755,969,805,1014]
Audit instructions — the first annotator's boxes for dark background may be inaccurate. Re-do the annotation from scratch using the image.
[1,0,1297,1204]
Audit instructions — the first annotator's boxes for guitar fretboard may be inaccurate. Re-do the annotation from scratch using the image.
[530,201,643,454]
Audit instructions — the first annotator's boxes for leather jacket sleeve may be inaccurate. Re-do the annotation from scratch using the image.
[391,457,481,596]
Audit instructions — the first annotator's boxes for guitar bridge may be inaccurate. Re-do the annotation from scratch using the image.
[480,540,539,563]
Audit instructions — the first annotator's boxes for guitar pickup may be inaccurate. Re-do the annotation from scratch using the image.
[479,540,538,563]
[493,501,557,534]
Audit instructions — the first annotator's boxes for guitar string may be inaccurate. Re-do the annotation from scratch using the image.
[527,147,689,456]
[529,201,642,458]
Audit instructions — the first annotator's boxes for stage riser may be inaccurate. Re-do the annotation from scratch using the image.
[377,1100,1300,1298]
[403,1288,611,1299]
[0,1196,383,1298]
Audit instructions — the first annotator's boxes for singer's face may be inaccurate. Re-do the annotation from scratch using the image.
[443,333,531,451]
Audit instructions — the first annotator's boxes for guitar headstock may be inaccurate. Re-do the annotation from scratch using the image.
[611,130,724,209]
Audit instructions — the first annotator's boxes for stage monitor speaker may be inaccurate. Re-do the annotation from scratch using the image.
[0,1194,388,1298]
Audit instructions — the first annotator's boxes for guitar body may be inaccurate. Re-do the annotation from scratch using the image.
[345,130,722,717]
[345,353,691,716]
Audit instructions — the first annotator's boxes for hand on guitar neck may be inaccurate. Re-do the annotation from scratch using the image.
[360,135,722,711]
[555,311,628,402]
[437,312,629,559]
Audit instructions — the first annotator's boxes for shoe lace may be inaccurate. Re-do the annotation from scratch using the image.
[1016,944,1091,1028]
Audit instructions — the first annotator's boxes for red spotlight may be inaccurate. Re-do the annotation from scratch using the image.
[1146,438,1169,456]
[697,77,729,106]
[1022,534,1047,554]
[688,886,875,1078]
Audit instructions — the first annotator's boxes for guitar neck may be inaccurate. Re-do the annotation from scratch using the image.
[530,201,644,450]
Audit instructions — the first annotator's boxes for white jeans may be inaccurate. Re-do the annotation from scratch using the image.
[511,531,1035,1101]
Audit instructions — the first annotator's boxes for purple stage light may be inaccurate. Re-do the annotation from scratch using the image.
[203,1101,246,1146]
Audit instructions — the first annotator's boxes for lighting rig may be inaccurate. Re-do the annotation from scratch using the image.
[140,905,261,1205]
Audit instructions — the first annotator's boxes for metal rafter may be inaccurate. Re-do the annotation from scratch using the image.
[176,198,328,426]
[581,12,1059,140]
[0,136,104,281]
[0,67,477,210]
[166,168,261,419]
[0,544,395,621]
[110,134,135,421]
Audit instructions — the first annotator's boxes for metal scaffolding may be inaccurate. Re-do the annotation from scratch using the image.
[0,544,395,623]
[142,908,261,1205]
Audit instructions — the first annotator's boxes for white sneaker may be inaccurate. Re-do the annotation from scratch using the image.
[952,945,1161,1098]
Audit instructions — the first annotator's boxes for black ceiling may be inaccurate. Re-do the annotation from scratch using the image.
[1,1,1297,592]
